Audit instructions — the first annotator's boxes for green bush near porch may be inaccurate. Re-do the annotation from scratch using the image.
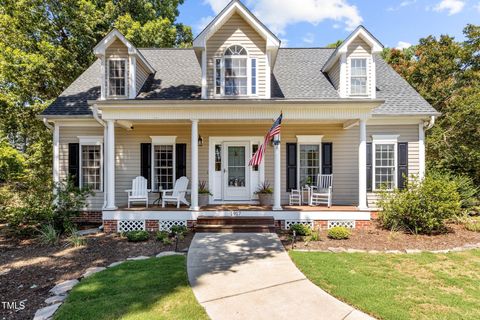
[54,256,208,320]
[290,250,480,320]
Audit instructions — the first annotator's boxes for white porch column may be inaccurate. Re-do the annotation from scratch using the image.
[190,119,199,211]
[105,120,117,210]
[418,121,426,180]
[273,134,282,211]
[358,119,368,210]
[53,123,60,195]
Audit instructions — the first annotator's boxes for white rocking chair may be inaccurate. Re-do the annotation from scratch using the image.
[125,176,150,208]
[162,176,190,208]
[310,174,333,207]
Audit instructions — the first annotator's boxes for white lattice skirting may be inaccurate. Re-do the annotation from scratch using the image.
[159,220,187,232]
[118,220,146,232]
[328,220,356,229]
[285,220,314,230]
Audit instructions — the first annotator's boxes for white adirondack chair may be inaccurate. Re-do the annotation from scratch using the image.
[310,174,333,207]
[125,176,150,208]
[162,176,190,208]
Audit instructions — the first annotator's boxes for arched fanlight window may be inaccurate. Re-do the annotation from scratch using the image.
[223,45,247,95]
[224,45,247,56]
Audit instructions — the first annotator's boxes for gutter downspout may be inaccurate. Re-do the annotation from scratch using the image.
[425,115,435,131]
[92,105,108,214]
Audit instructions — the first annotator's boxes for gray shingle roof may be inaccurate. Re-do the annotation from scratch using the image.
[41,47,437,116]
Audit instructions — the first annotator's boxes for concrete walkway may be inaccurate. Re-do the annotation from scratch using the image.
[187,233,374,320]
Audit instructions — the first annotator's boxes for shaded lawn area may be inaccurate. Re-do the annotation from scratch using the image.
[290,250,480,320]
[54,255,208,320]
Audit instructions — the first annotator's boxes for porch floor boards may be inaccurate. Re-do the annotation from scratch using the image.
[119,204,363,212]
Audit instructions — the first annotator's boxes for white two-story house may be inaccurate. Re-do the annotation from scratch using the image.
[40,0,439,233]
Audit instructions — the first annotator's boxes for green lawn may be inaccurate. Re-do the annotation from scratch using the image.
[290,250,480,320]
[54,255,209,320]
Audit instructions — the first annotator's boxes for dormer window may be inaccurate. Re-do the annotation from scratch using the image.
[214,45,257,97]
[350,58,367,96]
[108,59,127,97]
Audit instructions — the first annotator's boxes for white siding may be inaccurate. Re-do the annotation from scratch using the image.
[58,123,421,209]
[206,13,267,98]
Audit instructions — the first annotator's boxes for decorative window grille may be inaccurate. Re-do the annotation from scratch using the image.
[81,145,102,191]
[159,220,187,232]
[118,220,145,232]
[350,58,367,95]
[108,60,126,96]
[154,145,174,190]
[328,220,355,229]
[285,220,314,230]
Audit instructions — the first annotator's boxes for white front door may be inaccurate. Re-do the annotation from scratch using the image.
[223,142,250,200]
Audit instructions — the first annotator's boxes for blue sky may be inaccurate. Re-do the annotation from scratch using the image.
[177,0,480,48]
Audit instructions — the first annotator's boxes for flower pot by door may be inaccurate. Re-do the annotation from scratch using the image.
[257,193,272,206]
[198,194,209,207]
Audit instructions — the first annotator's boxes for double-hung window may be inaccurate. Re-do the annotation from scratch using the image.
[350,58,367,95]
[215,45,258,97]
[372,136,398,190]
[297,136,323,187]
[151,136,176,191]
[78,137,103,191]
[108,59,127,97]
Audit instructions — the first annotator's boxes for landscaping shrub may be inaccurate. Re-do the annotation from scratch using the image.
[125,230,150,242]
[162,237,173,245]
[378,173,462,234]
[156,230,169,242]
[464,218,480,232]
[290,223,312,236]
[38,224,60,245]
[170,225,188,236]
[66,227,86,247]
[328,226,351,240]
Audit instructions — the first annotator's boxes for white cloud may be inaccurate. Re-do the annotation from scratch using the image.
[387,0,417,11]
[196,15,214,33]
[396,41,412,49]
[475,2,480,12]
[202,0,363,35]
[302,33,315,44]
[433,0,465,15]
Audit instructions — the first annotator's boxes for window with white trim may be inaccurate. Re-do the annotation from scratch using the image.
[251,58,257,95]
[299,144,320,186]
[214,45,259,97]
[153,145,174,191]
[373,142,397,190]
[108,59,126,97]
[350,58,367,95]
[78,137,103,191]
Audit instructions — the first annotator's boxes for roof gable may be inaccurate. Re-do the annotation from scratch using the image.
[193,0,280,49]
[323,26,383,72]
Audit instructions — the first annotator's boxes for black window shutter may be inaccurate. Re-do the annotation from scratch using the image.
[140,143,151,189]
[397,142,408,190]
[286,143,297,192]
[322,143,333,174]
[366,142,372,192]
[68,143,80,187]
[175,143,187,180]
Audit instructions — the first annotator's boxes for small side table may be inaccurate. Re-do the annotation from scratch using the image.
[301,186,312,205]
[152,188,163,206]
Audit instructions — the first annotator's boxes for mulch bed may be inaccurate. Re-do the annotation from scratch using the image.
[280,221,480,251]
[0,229,193,320]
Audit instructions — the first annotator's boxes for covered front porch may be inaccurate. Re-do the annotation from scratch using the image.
[85,99,381,213]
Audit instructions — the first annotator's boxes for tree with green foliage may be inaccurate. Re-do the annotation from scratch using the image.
[383,24,480,189]
[0,0,192,234]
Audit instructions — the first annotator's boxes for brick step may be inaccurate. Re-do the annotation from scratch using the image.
[197,216,274,226]
[195,224,276,233]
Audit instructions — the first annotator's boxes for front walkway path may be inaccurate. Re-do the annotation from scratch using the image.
[187,233,374,320]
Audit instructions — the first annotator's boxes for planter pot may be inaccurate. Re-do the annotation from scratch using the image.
[198,193,210,207]
[257,193,273,206]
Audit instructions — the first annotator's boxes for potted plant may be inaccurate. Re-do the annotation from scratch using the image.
[198,181,212,207]
[255,181,273,206]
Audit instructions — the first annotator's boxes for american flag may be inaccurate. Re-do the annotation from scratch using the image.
[249,113,283,166]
